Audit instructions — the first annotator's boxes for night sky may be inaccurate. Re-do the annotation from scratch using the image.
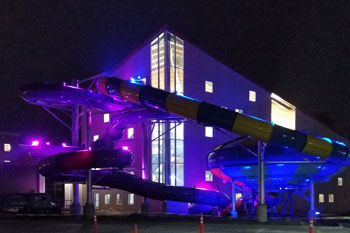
[1,1,350,143]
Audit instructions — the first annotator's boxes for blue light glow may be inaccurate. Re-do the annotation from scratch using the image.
[243,166,251,169]
[322,137,332,144]
[315,211,320,215]
[277,164,285,167]
[130,77,137,83]
[335,140,346,146]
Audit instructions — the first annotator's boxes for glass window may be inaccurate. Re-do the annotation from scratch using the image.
[249,90,256,102]
[128,193,134,205]
[236,193,242,200]
[95,192,100,208]
[93,135,99,142]
[176,163,184,186]
[116,193,122,205]
[168,34,184,95]
[4,143,11,152]
[152,31,184,95]
[151,33,165,91]
[127,128,134,139]
[103,113,110,123]
[318,194,324,203]
[205,171,213,181]
[205,127,213,137]
[338,177,343,186]
[328,194,334,203]
[205,81,213,93]
[271,93,296,130]
[104,194,110,205]
[151,121,166,184]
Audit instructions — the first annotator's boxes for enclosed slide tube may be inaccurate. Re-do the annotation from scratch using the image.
[97,77,349,163]
[38,149,231,208]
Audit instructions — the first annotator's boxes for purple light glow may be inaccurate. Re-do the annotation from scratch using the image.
[46,142,51,146]
[122,146,129,151]
[61,142,67,147]
[31,140,40,146]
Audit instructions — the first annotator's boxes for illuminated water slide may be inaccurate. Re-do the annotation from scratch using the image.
[21,83,231,208]
[96,77,349,164]
[38,149,230,208]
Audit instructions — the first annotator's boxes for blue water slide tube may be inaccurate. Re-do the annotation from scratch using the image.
[38,149,231,208]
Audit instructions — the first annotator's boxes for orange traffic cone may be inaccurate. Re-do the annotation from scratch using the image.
[309,215,313,233]
[133,223,138,233]
[200,213,204,233]
[93,214,97,233]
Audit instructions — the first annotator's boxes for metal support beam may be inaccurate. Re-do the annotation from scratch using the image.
[70,79,81,215]
[83,110,95,218]
[141,121,150,213]
[230,180,238,218]
[308,181,315,220]
[256,140,267,222]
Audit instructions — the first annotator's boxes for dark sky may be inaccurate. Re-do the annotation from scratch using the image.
[1,0,350,143]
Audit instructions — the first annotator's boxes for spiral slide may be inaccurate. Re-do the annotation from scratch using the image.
[21,83,231,208]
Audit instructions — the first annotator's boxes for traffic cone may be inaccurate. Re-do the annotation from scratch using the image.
[309,215,313,233]
[93,214,97,233]
[133,223,138,233]
[200,213,204,233]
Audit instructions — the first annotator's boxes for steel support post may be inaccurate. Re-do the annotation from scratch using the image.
[230,180,238,218]
[83,110,95,218]
[308,181,315,220]
[141,121,150,213]
[256,140,267,222]
[70,79,81,214]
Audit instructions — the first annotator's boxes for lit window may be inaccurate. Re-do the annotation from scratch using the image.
[151,31,184,94]
[104,194,111,205]
[103,113,110,123]
[249,91,256,102]
[205,126,213,137]
[205,171,213,181]
[95,193,100,208]
[338,177,343,186]
[319,194,324,203]
[127,128,134,139]
[93,135,99,142]
[236,193,242,200]
[328,194,334,203]
[116,194,122,205]
[271,93,296,130]
[169,34,184,95]
[4,143,11,152]
[128,193,134,205]
[151,33,165,90]
[151,121,166,184]
[205,81,213,93]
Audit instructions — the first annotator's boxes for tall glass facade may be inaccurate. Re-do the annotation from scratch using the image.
[151,33,165,90]
[170,122,184,186]
[151,121,166,183]
[168,33,184,95]
[150,32,184,186]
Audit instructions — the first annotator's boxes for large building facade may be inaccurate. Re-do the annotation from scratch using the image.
[67,29,349,216]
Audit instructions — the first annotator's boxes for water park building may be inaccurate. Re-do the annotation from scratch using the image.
[13,28,350,217]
